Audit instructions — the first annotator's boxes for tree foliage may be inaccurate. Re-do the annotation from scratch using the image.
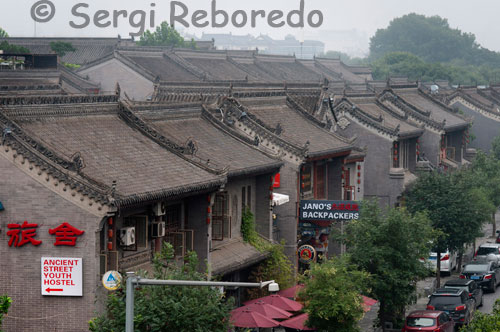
[300,255,370,332]
[369,13,500,85]
[0,27,8,38]
[242,208,294,300]
[369,13,495,66]
[89,244,233,332]
[0,41,30,54]
[138,21,196,49]
[50,41,76,58]
[344,201,434,328]
[406,171,492,255]
[460,298,500,331]
[370,52,500,85]
[0,295,11,332]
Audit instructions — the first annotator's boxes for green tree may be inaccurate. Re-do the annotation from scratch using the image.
[49,41,76,58]
[467,150,500,237]
[369,13,485,65]
[460,298,500,331]
[0,41,30,54]
[406,171,492,285]
[345,201,434,328]
[89,244,233,332]
[138,21,195,49]
[300,255,370,332]
[0,27,8,38]
[242,208,294,300]
[0,295,12,332]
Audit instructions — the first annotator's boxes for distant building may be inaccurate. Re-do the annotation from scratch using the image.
[200,33,325,59]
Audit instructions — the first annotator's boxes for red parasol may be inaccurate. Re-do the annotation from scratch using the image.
[362,296,378,312]
[230,308,280,328]
[244,294,303,312]
[278,284,305,299]
[232,300,293,320]
[280,313,316,331]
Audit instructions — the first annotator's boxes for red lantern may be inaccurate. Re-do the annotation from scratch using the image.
[107,241,113,250]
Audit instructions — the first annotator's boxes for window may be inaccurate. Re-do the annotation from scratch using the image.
[242,187,246,210]
[301,164,313,194]
[164,204,182,232]
[164,229,194,259]
[247,186,251,209]
[393,140,410,169]
[343,167,354,200]
[315,163,326,199]
[212,193,231,241]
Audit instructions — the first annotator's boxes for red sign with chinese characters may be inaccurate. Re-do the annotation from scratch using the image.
[7,221,42,247]
[49,223,85,246]
[6,221,84,247]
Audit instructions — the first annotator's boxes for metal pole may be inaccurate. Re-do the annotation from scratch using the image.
[124,274,276,331]
[125,272,136,332]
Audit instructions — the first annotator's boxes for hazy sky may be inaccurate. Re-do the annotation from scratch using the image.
[2,0,499,54]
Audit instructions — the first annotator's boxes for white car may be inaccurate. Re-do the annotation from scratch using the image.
[424,250,457,275]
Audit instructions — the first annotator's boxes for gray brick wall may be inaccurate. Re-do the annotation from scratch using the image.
[0,156,102,332]
[452,103,500,153]
[337,121,404,208]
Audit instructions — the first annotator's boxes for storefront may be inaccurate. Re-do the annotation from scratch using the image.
[297,200,360,270]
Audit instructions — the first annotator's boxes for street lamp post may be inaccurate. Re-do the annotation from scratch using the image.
[125,272,279,332]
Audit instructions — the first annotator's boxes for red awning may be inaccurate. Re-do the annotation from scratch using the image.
[278,284,305,299]
[244,294,303,312]
[280,313,316,331]
[230,308,280,328]
[232,300,292,320]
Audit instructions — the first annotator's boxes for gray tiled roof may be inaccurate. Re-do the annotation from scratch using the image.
[239,95,352,155]
[394,88,468,129]
[131,103,282,177]
[3,101,224,204]
[2,37,125,65]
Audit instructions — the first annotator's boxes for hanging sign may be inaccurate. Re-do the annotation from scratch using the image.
[298,245,316,264]
[41,257,83,296]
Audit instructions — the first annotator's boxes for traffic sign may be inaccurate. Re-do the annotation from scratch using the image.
[41,257,82,296]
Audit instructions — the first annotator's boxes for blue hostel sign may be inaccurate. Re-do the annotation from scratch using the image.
[299,200,360,221]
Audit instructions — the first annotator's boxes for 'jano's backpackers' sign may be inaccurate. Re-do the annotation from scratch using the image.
[300,200,360,221]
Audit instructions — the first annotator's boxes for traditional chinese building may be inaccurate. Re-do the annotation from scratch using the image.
[0,89,283,330]
[150,84,364,265]
[440,85,500,153]
[77,47,371,100]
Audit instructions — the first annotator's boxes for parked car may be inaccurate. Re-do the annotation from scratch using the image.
[402,310,455,332]
[444,279,483,308]
[460,261,500,292]
[474,243,500,264]
[426,288,475,327]
[422,249,457,275]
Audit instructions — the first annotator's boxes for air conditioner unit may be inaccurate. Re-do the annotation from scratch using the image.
[119,227,136,246]
[153,202,166,216]
[151,222,166,238]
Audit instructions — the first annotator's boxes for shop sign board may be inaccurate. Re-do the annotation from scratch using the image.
[299,200,360,221]
[41,257,82,296]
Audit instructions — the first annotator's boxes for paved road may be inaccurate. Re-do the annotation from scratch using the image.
[478,283,500,313]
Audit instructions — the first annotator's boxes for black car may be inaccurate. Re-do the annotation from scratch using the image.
[444,279,483,308]
[427,288,475,327]
[460,261,500,292]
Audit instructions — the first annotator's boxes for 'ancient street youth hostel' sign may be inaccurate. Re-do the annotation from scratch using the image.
[299,200,360,221]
